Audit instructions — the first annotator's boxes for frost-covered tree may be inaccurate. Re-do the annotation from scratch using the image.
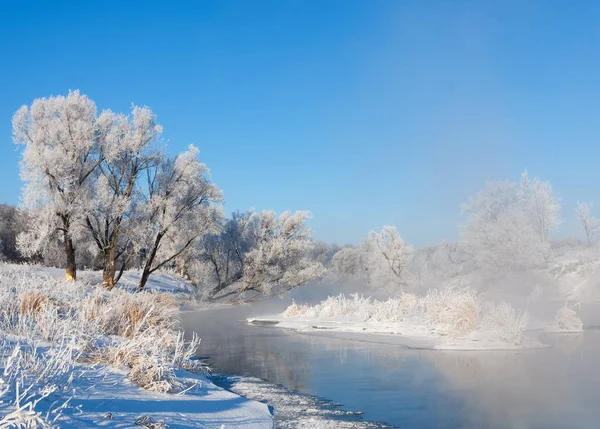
[196,210,257,296]
[87,106,162,288]
[0,204,31,263]
[367,226,411,280]
[197,210,325,301]
[407,242,466,286]
[460,175,555,273]
[575,201,599,247]
[328,246,368,285]
[240,210,325,299]
[13,91,101,280]
[327,226,411,291]
[462,209,548,271]
[135,145,222,291]
[359,226,412,290]
[308,241,342,267]
[519,171,561,242]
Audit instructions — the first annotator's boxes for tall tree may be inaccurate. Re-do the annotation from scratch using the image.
[135,145,222,291]
[87,106,162,288]
[13,91,101,280]
[460,173,559,273]
[198,211,258,298]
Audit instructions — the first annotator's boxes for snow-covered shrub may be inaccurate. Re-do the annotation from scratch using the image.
[98,328,201,393]
[0,266,202,400]
[481,302,529,345]
[554,304,583,332]
[281,301,311,318]
[284,294,375,322]
[423,288,480,337]
[282,286,530,343]
[81,288,178,339]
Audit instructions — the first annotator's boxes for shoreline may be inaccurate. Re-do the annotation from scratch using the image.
[247,316,549,351]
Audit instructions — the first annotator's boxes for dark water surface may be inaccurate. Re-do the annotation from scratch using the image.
[182,300,600,429]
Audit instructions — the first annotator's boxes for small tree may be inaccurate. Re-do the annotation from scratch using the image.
[13,91,101,280]
[575,201,599,247]
[135,145,222,291]
[0,204,31,263]
[367,226,411,280]
[328,246,368,285]
[198,210,325,301]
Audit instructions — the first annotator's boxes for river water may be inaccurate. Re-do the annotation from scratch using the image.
[182,298,600,429]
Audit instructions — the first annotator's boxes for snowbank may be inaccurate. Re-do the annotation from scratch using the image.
[0,263,273,428]
[250,289,544,351]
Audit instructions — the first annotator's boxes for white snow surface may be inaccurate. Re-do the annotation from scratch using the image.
[248,316,544,351]
[0,341,272,428]
[0,263,274,428]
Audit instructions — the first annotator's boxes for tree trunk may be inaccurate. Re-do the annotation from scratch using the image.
[64,232,77,281]
[137,232,163,291]
[137,266,152,292]
[209,270,243,299]
[177,258,187,278]
[102,246,116,289]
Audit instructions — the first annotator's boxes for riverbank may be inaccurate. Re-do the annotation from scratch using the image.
[246,291,549,351]
[247,316,547,350]
[0,263,273,428]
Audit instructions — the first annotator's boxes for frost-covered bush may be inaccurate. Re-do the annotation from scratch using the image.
[99,328,201,393]
[422,288,480,337]
[0,266,202,403]
[554,304,583,332]
[480,301,529,344]
[282,286,530,343]
[80,288,178,339]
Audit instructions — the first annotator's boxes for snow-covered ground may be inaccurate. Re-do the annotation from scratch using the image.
[0,339,272,428]
[248,316,546,351]
[0,263,274,428]
[546,247,600,303]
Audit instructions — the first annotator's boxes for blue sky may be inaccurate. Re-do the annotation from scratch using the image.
[2,1,600,245]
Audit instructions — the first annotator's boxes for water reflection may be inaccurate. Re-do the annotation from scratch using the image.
[183,305,600,429]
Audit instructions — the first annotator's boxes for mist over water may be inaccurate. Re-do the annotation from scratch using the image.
[183,297,600,429]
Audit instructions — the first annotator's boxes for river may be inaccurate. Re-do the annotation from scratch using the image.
[182,297,600,429]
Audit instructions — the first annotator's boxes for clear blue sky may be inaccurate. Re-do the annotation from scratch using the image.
[2,0,600,246]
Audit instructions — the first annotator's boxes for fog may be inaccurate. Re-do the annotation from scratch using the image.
[179,169,600,427]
